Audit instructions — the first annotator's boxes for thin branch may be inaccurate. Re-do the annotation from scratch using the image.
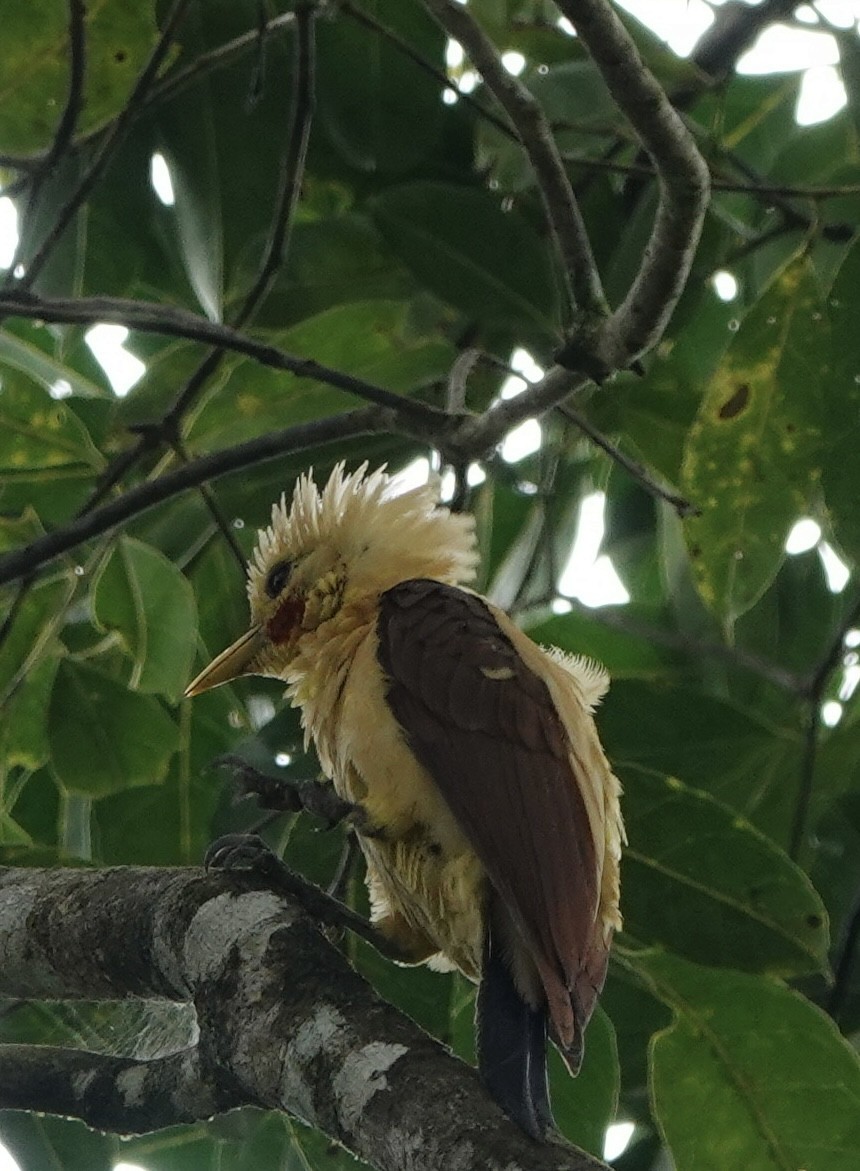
[2,1,87,279]
[449,1,711,457]
[0,13,303,188]
[79,14,316,515]
[0,1044,218,1132]
[555,0,710,366]
[556,403,699,518]
[0,292,447,425]
[7,0,192,294]
[421,0,605,318]
[560,150,860,200]
[81,5,317,514]
[343,0,515,141]
[0,407,391,585]
[168,4,317,426]
[169,437,246,567]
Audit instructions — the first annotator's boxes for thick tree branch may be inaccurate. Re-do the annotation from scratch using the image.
[443,0,710,457]
[0,865,607,1169]
[422,0,604,317]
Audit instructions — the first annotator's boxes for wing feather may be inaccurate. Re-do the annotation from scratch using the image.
[376,578,606,1050]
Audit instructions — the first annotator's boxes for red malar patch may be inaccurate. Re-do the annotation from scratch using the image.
[267,596,305,644]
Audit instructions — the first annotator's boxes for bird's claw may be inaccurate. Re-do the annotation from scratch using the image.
[204,832,277,875]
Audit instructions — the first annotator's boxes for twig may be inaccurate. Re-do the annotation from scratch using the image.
[81,5,317,514]
[560,151,860,201]
[421,0,605,319]
[0,292,447,425]
[342,0,515,141]
[8,0,192,293]
[557,403,699,518]
[169,437,246,567]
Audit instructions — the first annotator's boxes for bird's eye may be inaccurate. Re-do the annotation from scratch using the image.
[265,559,293,599]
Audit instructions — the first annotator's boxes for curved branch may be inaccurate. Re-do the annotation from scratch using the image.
[555,0,710,366]
[0,865,607,1169]
[422,0,604,318]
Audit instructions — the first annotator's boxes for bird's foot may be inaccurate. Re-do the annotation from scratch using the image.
[204,831,282,876]
[202,834,408,963]
[214,754,363,828]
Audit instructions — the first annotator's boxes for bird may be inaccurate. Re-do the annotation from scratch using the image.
[185,462,625,1138]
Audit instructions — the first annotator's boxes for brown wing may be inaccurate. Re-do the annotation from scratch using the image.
[376,578,600,1050]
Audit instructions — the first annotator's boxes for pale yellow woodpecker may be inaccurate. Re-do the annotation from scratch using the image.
[186,462,624,1138]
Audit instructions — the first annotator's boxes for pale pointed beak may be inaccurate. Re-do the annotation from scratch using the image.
[185,625,268,697]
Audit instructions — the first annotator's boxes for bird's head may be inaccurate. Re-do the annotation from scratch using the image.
[185,462,479,694]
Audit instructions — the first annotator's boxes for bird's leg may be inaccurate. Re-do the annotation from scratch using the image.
[476,917,556,1140]
[203,833,411,963]
[214,754,372,829]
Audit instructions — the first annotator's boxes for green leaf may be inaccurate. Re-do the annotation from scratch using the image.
[156,83,223,321]
[637,951,860,1171]
[681,258,829,622]
[316,0,445,174]
[0,0,159,154]
[253,214,415,328]
[620,767,829,976]
[819,239,860,564]
[187,300,454,451]
[0,1113,115,1171]
[48,659,178,796]
[0,578,70,777]
[372,182,562,346]
[0,378,104,472]
[92,536,197,703]
[0,328,108,399]
[0,654,59,772]
[524,608,673,678]
[598,680,801,839]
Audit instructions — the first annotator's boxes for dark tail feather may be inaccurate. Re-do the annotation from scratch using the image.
[476,920,555,1138]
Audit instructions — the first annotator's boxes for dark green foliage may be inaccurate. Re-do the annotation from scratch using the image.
[1,1,859,1168]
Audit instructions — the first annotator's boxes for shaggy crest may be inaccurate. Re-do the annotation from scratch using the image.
[247,462,479,604]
